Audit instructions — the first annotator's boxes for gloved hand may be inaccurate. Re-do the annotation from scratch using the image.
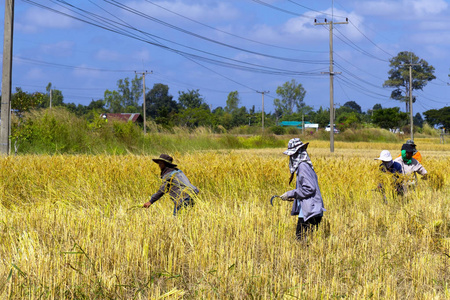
[280,192,290,200]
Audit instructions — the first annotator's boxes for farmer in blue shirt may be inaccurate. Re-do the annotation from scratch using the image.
[375,150,404,197]
[279,138,326,240]
[375,150,402,174]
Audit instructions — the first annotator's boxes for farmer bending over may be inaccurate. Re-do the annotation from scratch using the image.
[393,143,427,191]
[375,150,404,197]
[396,139,422,163]
[279,138,326,240]
[143,154,199,216]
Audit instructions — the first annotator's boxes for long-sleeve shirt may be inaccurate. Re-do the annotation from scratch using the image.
[393,157,427,176]
[150,167,199,205]
[285,162,326,221]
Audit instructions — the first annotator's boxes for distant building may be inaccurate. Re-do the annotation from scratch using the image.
[279,121,319,131]
[100,113,143,125]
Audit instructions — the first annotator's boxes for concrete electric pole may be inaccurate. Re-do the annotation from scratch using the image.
[404,62,419,141]
[256,90,269,132]
[1,0,14,155]
[314,1,347,153]
[135,71,152,134]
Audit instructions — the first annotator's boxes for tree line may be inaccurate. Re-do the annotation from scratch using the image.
[3,50,450,133]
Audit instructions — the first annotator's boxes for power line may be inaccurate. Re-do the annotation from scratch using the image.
[15,57,135,72]
[250,0,315,18]
[348,20,394,58]
[144,0,326,54]
[23,1,329,74]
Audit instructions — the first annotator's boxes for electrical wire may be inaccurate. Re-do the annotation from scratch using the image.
[333,27,389,62]
[23,0,327,80]
[143,0,326,53]
[15,57,135,73]
[250,0,314,18]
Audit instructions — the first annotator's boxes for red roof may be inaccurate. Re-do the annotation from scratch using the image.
[102,113,143,123]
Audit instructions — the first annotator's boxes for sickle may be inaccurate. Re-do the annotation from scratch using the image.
[270,195,280,206]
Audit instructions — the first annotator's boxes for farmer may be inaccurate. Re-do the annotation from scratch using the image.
[397,139,422,163]
[143,154,199,216]
[375,150,402,174]
[374,150,404,196]
[279,138,326,240]
[393,143,427,190]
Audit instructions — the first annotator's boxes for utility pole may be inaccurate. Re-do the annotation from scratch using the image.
[404,62,419,141]
[302,114,304,135]
[256,90,269,132]
[135,71,152,134]
[49,89,52,109]
[1,0,14,155]
[315,0,347,153]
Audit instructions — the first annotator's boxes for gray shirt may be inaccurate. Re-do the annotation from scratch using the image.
[393,157,427,176]
[150,167,199,205]
[285,162,326,221]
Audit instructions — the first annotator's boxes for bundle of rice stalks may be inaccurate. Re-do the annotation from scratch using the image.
[427,171,444,190]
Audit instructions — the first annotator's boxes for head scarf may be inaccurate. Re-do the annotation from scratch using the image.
[284,138,313,184]
[401,150,412,165]
[289,148,313,174]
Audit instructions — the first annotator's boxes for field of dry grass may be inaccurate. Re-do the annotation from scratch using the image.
[1,138,449,299]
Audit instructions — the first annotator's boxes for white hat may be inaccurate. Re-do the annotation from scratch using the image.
[375,150,392,162]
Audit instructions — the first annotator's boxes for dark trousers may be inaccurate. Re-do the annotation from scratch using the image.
[296,215,322,240]
[173,197,194,216]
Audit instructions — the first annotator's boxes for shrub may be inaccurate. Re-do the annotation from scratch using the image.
[270,126,285,135]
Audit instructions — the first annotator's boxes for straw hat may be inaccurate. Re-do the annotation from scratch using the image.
[152,154,177,167]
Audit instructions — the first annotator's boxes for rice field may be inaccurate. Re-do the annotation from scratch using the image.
[0,140,449,299]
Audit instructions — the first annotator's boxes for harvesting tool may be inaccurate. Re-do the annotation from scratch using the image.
[270,195,281,206]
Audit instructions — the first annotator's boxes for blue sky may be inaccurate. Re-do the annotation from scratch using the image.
[2,0,450,115]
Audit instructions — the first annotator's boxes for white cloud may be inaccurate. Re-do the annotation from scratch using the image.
[72,64,102,79]
[424,44,450,59]
[16,7,77,34]
[132,49,151,62]
[356,0,448,19]
[411,31,450,45]
[40,41,75,57]
[26,68,46,80]
[417,20,450,31]
[124,1,239,23]
[95,49,122,61]
[411,0,448,16]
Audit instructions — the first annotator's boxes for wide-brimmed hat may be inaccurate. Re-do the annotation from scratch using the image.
[405,139,416,147]
[283,138,309,156]
[152,154,177,167]
[401,143,415,152]
[374,150,392,162]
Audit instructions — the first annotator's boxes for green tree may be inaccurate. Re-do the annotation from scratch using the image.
[11,87,44,113]
[413,113,424,127]
[146,83,178,122]
[178,89,208,110]
[308,106,329,128]
[343,101,362,114]
[273,79,306,116]
[336,111,362,131]
[383,51,435,112]
[104,75,142,113]
[177,107,214,128]
[372,107,408,129]
[423,107,450,128]
[231,106,248,128]
[11,88,45,154]
[225,91,240,114]
[39,83,64,108]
